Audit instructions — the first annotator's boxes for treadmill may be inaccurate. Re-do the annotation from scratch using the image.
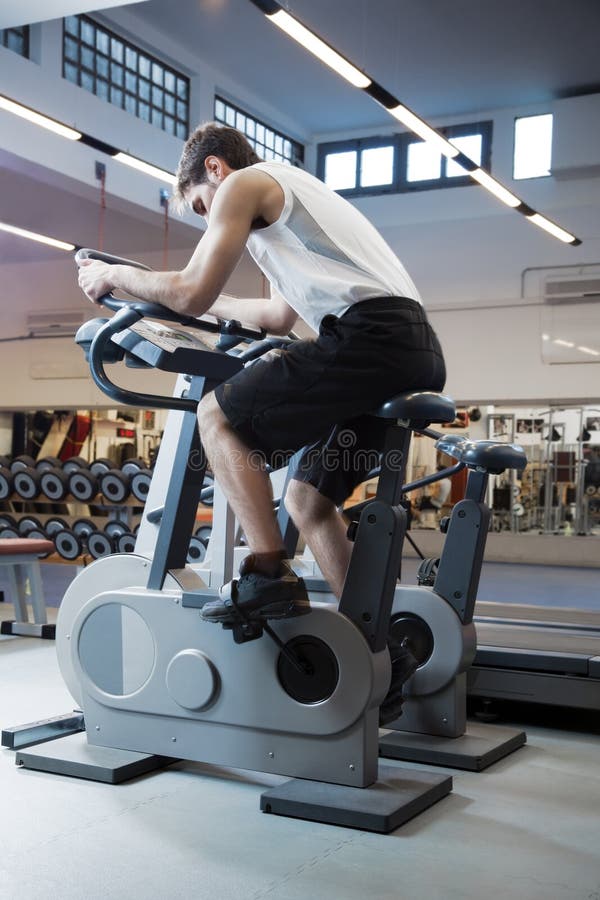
[469,601,600,710]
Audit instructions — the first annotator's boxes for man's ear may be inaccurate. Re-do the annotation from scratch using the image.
[204,155,223,181]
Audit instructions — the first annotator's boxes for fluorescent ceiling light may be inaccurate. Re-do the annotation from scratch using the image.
[577,346,600,357]
[0,221,75,252]
[526,213,577,244]
[553,339,575,348]
[113,152,177,184]
[0,94,82,140]
[267,10,371,88]
[470,169,521,207]
[389,105,459,158]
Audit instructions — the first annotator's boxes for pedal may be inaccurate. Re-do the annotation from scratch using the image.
[222,619,265,644]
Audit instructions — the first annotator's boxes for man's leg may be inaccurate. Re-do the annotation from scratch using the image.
[197,393,309,622]
[284,480,353,599]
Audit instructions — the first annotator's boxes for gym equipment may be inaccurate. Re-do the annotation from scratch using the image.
[0,514,18,531]
[89,458,114,476]
[12,466,42,500]
[54,529,83,561]
[10,455,36,472]
[35,456,62,472]
[44,517,68,538]
[86,531,115,559]
[67,467,99,502]
[0,466,14,500]
[17,516,43,536]
[130,467,153,502]
[99,468,130,503]
[0,537,55,638]
[7,249,455,833]
[62,456,89,475]
[121,457,147,477]
[40,466,70,501]
[72,518,96,541]
[116,531,136,553]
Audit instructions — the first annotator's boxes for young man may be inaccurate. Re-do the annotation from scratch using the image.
[78,123,446,624]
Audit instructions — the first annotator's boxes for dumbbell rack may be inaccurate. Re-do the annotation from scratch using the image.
[0,454,148,563]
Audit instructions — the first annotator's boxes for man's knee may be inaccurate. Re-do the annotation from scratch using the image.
[197,393,226,444]
[285,479,334,528]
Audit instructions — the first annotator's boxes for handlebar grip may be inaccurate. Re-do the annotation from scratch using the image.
[75,248,152,271]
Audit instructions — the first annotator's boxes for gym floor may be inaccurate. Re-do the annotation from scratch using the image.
[1,563,599,900]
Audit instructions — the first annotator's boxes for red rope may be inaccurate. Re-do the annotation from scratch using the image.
[162,197,169,270]
[98,169,106,251]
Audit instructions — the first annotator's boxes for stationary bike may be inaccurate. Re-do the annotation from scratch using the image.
[4,250,459,834]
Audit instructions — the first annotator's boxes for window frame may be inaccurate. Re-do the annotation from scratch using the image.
[317,120,493,198]
[214,95,304,167]
[0,25,30,58]
[512,112,553,181]
[62,14,190,139]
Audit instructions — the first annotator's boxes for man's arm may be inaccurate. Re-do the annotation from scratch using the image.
[208,286,298,335]
[78,170,262,316]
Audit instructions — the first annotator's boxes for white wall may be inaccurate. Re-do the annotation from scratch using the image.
[0,18,599,410]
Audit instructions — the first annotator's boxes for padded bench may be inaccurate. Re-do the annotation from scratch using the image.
[0,538,55,639]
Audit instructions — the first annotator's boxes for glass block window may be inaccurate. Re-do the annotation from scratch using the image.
[318,121,492,197]
[214,96,304,166]
[62,15,189,139]
[0,25,29,58]
[513,113,553,179]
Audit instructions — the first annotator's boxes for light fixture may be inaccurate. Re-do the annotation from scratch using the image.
[248,0,582,246]
[0,221,75,252]
[553,339,575,348]
[112,152,177,185]
[469,169,521,208]
[266,9,371,89]
[0,94,82,140]
[577,346,600,357]
[525,213,578,244]
[388,105,459,158]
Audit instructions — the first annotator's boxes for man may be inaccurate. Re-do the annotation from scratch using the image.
[78,122,446,624]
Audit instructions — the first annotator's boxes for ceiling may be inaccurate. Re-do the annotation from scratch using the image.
[122,0,600,135]
[2,0,600,281]
[0,0,144,30]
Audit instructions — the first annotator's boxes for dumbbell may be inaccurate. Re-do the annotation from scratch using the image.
[9,455,36,472]
[121,457,147,477]
[187,525,212,564]
[40,467,70,501]
[18,516,44,536]
[99,469,131,503]
[44,517,69,538]
[0,514,18,531]
[87,530,116,559]
[12,466,42,500]
[130,468,153,502]
[0,467,14,500]
[89,458,115,476]
[67,467,99,502]
[35,456,62,473]
[54,529,84,560]
[62,456,90,475]
[23,528,54,557]
[0,527,19,539]
[116,531,136,553]
[0,455,11,469]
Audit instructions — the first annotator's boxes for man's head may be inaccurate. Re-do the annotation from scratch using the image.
[174,122,261,215]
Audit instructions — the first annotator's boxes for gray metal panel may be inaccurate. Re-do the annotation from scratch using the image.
[379,722,526,771]
[260,765,452,833]
[467,665,600,709]
[15,732,172,784]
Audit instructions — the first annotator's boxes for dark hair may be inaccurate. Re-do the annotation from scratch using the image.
[173,122,261,209]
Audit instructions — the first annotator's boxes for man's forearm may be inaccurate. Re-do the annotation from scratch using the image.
[110,266,213,316]
[208,296,288,333]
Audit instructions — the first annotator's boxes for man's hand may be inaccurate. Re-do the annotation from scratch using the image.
[77,258,116,305]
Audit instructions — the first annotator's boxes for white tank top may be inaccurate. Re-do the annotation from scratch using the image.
[246,162,421,332]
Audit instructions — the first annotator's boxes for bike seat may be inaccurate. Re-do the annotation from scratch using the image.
[373,391,456,425]
[437,437,527,474]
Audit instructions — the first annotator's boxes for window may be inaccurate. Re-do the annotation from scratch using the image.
[214,96,304,166]
[63,15,189,139]
[513,113,553,179]
[0,25,29,58]
[318,121,492,197]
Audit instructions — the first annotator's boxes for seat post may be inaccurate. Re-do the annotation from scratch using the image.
[339,419,412,653]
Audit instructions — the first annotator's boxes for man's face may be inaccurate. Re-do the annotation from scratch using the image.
[185,181,219,221]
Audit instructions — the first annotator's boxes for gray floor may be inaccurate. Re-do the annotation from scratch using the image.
[1,604,600,900]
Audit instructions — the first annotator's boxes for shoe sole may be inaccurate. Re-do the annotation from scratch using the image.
[201,597,311,624]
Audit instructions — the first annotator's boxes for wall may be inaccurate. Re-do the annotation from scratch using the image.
[1,16,599,410]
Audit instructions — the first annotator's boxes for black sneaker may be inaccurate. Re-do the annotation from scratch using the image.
[379,636,420,727]
[200,558,311,624]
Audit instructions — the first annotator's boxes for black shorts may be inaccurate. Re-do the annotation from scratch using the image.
[214,296,446,505]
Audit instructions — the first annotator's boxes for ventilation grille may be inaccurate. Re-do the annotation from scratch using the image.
[544,277,600,304]
[26,311,86,336]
